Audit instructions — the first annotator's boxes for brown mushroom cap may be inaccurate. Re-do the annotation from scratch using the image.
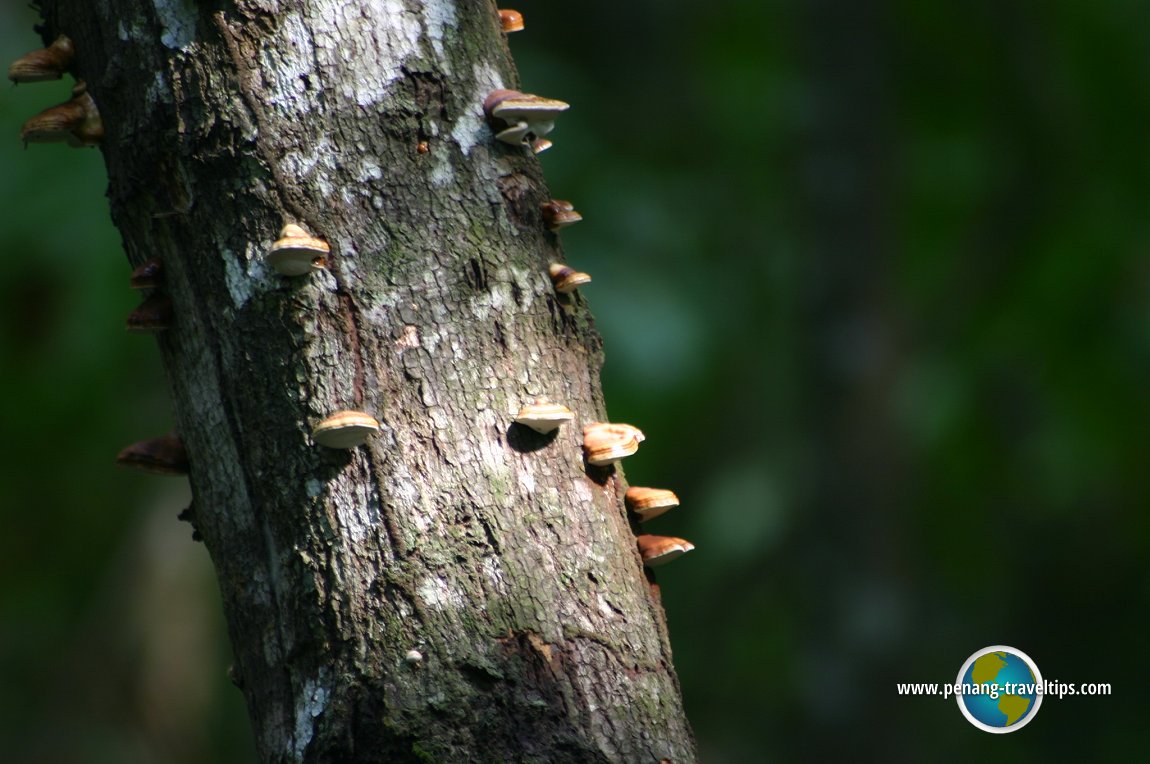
[312,410,380,448]
[625,487,680,522]
[20,101,84,143]
[129,258,164,290]
[483,89,524,115]
[542,200,583,232]
[637,535,695,567]
[126,294,173,332]
[549,263,592,294]
[267,224,330,276]
[8,35,73,83]
[116,433,189,475]
[583,422,644,466]
[21,80,103,147]
[499,9,525,33]
[21,95,101,147]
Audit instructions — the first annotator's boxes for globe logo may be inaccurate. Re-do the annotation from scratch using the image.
[956,646,1043,733]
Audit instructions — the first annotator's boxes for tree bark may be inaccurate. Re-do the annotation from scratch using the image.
[33,1,695,761]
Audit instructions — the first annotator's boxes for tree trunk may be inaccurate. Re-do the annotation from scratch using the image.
[33,1,695,761]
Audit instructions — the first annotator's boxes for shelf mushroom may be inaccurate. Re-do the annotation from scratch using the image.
[129,258,163,290]
[625,487,680,522]
[8,35,73,83]
[267,224,330,276]
[484,89,569,148]
[116,433,189,475]
[549,263,591,294]
[514,399,574,434]
[126,294,173,332]
[542,200,582,232]
[20,80,103,147]
[312,410,380,448]
[582,422,644,467]
[637,535,695,567]
[498,9,524,33]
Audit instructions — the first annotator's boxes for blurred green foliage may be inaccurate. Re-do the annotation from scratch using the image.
[3,2,1148,761]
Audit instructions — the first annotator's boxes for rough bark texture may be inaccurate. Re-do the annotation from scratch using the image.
[35,1,695,761]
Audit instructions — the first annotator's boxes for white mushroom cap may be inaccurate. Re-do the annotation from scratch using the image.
[494,121,533,146]
[625,487,680,522]
[489,94,569,124]
[524,119,557,138]
[484,89,569,146]
[514,400,574,434]
[583,422,644,466]
[267,224,330,277]
[312,410,380,448]
[637,535,695,567]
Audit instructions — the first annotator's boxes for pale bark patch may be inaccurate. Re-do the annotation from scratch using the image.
[151,0,197,49]
[291,674,331,760]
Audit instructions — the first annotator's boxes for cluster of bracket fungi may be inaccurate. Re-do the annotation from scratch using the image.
[486,10,695,568]
[10,8,694,568]
[11,35,103,147]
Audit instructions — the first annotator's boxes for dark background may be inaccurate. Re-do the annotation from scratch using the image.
[2,2,1147,761]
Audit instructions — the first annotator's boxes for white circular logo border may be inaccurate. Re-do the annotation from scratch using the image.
[955,645,1043,734]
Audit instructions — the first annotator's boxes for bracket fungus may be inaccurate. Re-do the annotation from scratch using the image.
[20,80,103,147]
[312,410,380,449]
[8,35,73,83]
[583,422,645,466]
[637,535,695,567]
[625,487,680,522]
[129,258,163,290]
[542,200,582,232]
[514,399,575,434]
[116,433,189,476]
[531,138,553,155]
[484,89,569,148]
[549,263,592,294]
[267,224,330,276]
[499,9,525,33]
[126,294,173,333]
